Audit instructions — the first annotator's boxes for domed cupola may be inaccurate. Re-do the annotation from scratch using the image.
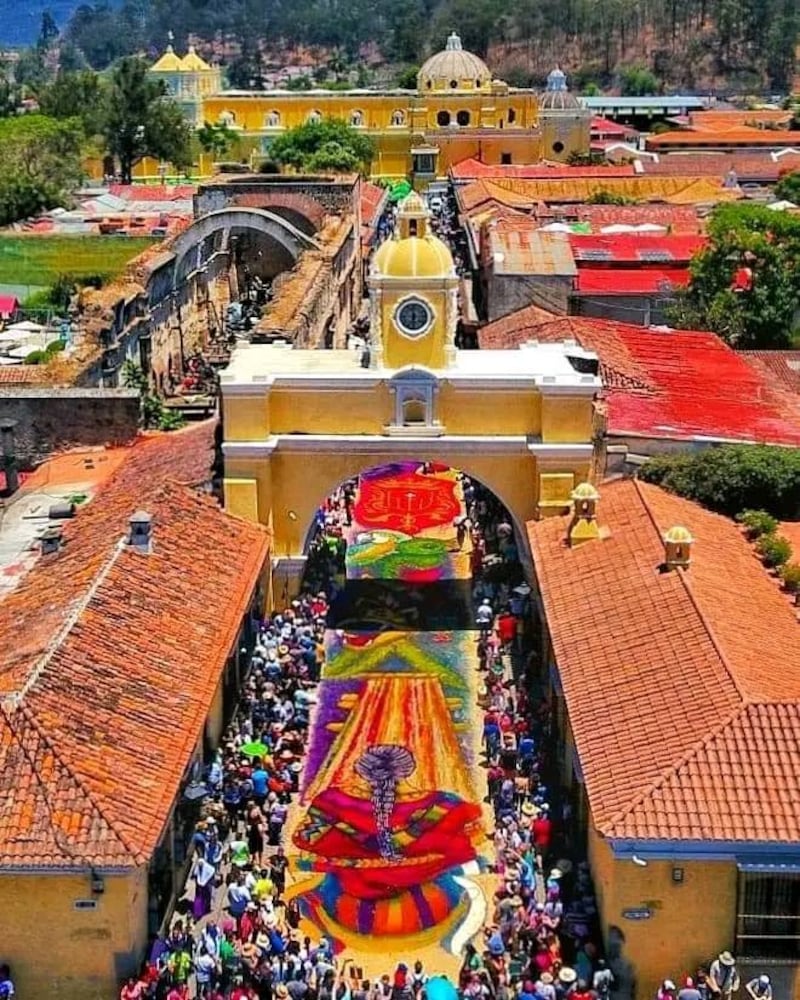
[539,65,581,111]
[417,32,493,92]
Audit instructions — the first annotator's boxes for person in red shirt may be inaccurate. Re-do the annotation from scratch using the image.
[497,611,516,650]
[119,978,144,1000]
[533,810,553,852]
[571,982,596,1000]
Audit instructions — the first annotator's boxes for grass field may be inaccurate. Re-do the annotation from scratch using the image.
[0,236,157,287]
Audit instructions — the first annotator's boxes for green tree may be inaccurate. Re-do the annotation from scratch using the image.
[396,65,420,89]
[197,120,236,159]
[103,57,192,183]
[638,445,800,519]
[65,3,138,68]
[619,64,660,95]
[14,48,48,93]
[38,11,60,50]
[38,70,107,136]
[668,203,800,349]
[269,117,375,174]
[0,115,84,225]
[775,170,800,203]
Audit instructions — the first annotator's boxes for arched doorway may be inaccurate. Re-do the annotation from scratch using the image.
[280,460,534,968]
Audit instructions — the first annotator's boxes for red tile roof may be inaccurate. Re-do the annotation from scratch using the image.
[574,267,690,294]
[567,204,703,234]
[0,422,270,868]
[0,295,19,317]
[591,116,636,137]
[450,158,636,180]
[640,151,800,181]
[569,233,706,264]
[108,184,197,201]
[528,478,800,842]
[479,310,800,445]
[740,351,800,393]
[0,366,48,384]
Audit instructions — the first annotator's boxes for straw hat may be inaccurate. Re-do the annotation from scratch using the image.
[275,986,289,999]
[549,868,563,880]
[521,801,536,817]
[540,974,554,985]
[719,952,736,967]
[559,968,577,984]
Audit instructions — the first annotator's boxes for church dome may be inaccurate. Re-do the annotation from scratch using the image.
[180,45,212,71]
[372,234,455,278]
[539,66,581,111]
[151,44,183,72]
[417,32,492,92]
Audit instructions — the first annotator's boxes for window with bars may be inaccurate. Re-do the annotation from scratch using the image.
[736,870,800,958]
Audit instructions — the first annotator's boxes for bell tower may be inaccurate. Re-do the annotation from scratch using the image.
[368,193,459,371]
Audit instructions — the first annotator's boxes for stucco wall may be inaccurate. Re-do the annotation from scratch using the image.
[0,388,140,465]
[0,867,148,1000]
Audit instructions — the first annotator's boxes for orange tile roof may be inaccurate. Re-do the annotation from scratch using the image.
[687,110,794,131]
[0,422,271,868]
[528,478,800,842]
[648,129,800,148]
[0,366,49,384]
[740,351,800,394]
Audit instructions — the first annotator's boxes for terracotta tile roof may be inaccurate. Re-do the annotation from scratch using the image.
[456,176,741,210]
[647,130,800,148]
[528,478,800,842]
[0,421,271,868]
[450,158,636,180]
[640,151,800,181]
[740,351,800,393]
[478,312,800,444]
[687,109,795,130]
[0,366,48,384]
[573,267,690,294]
[568,204,703,234]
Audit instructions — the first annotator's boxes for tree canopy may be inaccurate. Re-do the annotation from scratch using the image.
[638,445,800,519]
[775,171,800,204]
[667,203,800,350]
[103,57,192,183]
[0,115,84,225]
[268,118,375,174]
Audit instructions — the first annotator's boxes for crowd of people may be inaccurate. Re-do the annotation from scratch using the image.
[113,471,765,1000]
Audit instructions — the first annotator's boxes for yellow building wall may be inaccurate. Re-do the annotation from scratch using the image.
[587,824,738,1000]
[269,385,392,434]
[540,115,592,161]
[380,291,450,370]
[223,392,271,440]
[440,386,542,436]
[542,396,595,443]
[0,867,149,1000]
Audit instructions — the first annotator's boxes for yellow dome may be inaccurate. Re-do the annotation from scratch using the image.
[571,482,600,502]
[180,45,212,71]
[418,32,492,92]
[372,234,455,278]
[151,44,183,72]
[664,525,694,544]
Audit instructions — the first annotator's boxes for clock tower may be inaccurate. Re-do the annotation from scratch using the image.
[368,192,459,371]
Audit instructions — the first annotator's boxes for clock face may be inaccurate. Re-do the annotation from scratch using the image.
[395,298,433,338]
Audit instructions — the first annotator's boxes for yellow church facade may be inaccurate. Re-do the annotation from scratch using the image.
[148,34,590,180]
[219,193,599,599]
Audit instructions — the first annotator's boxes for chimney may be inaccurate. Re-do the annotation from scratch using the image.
[0,419,19,496]
[128,510,153,553]
[663,524,693,570]
[567,481,601,547]
[40,525,63,555]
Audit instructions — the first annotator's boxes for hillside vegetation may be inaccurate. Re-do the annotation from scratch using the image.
[63,0,800,91]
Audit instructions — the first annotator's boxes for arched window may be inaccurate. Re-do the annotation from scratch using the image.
[308,109,322,124]
[350,109,364,127]
[508,108,516,124]
[437,110,451,127]
[265,110,281,127]
[219,110,236,126]
[391,109,405,126]
[456,109,471,126]
[402,396,428,425]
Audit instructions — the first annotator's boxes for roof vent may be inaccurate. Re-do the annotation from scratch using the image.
[663,524,692,570]
[567,482,601,547]
[40,525,63,555]
[128,510,153,553]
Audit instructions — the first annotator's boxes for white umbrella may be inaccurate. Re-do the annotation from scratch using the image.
[636,223,667,231]
[6,320,45,333]
[0,328,40,343]
[600,224,636,234]
[5,345,37,359]
[540,222,572,232]
[767,200,796,211]
[0,356,22,365]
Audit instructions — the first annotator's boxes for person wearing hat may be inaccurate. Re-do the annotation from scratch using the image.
[556,968,577,1000]
[708,953,740,1000]
[657,981,677,1000]
[745,977,771,1000]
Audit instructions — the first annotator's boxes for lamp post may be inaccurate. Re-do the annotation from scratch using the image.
[282,509,298,605]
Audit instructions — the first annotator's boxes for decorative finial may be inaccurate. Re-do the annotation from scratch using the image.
[167,29,174,42]
[446,31,462,51]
